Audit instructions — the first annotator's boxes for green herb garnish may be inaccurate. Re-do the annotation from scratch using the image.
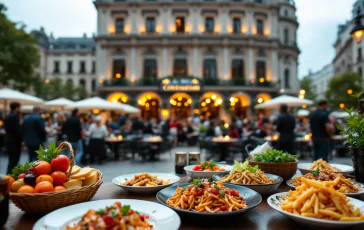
[311,168,320,176]
[253,149,299,163]
[96,208,106,215]
[121,205,131,216]
[110,212,118,219]
[219,191,225,197]
[180,187,186,195]
[35,142,64,163]
[215,185,221,191]
[191,178,204,188]
[200,160,217,170]
[9,162,35,179]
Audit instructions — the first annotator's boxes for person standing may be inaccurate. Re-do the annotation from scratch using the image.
[22,106,46,162]
[276,104,296,154]
[5,102,22,174]
[45,117,57,147]
[309,99,333,161]
[88,115,108,164]
[63,108,83,164]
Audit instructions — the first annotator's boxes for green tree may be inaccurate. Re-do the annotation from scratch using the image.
[325,72,363,109]
[300,76,317,100]
[75,84,88,99]
[0,4,39,90]
[63,79,76,100]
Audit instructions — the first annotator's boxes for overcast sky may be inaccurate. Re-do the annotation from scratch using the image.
[2,0,356,78]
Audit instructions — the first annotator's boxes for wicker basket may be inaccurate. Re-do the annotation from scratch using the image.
[248,159,298,181]
[9,142,103,213]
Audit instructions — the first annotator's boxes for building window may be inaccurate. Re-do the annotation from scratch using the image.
[79,61,86,74]
[173,59,187,76]
[233,18,241,34]
[205,17,214,33]
[358,48,362,61]
[113,59,126,79]
[53,61,60,74]
[146,17,156,33]
[284,28,289,44]
[176,17,185,33]
[203,58,217,79]
[115,18,125,34]
[67,61,73,74]
[284,9,289,17]
[143,59,157,80]
[92,79,96,91]
[231,59,244,78]
[284,68,290,88]
[92,61,95,73]
[79,79,86,87]
[256,60,266,81]
[256,19,264,36]
[255,0,263,3]
[359,67,363,77]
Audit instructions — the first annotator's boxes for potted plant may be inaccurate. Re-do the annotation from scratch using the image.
[336,92,364,183]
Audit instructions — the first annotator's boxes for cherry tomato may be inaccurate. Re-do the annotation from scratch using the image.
[196,188,203,196]
[192,165,202,171]
[51,155,70,172]
[102,215,114,226]
[219,205,227,211]
[34,161,51,176]
[18,173,26,179]
[51,171,67,186]
[128,209,134,215]
[211,188,219,195]
[231,189,239,196]
[187,185,193,191]
[219,168,226,172]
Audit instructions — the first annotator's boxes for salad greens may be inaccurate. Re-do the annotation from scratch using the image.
[233,160,260,173]
[311,168,320,176]
[252,149,299,163]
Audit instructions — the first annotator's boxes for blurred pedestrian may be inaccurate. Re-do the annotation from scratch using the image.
[310,99,334,161]
[63,108,83,164]
[276,104,296,154]
[22,106,46,162]
[88,115,108,164]
[5,102,22,174]
[45,117,57,147]
[228,123,240,138]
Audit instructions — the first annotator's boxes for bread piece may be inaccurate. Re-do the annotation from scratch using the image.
[82,171,98,186]
[70,168,92,179]
[63,179,82,189]
[68,165,81,175]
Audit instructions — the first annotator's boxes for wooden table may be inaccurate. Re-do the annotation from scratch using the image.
[6,176,364,230]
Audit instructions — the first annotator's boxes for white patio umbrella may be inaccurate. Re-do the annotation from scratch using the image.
[330,111,350,119]
[0,88,43,114]
[65,97,126,112]
[255,94,313,109]
[119,104,139,114]
[297,109,310,117]
[45,97,73,111]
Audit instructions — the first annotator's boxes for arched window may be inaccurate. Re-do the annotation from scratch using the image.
[79,79,86,87]
[284,69,290,89]
[284,28,289,44]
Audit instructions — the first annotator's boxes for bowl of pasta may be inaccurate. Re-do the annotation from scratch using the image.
[184,160,233,179]
[33,199,181,230]
[212,160,283,195]
[112,172,180,194]
[268,177,364,228]
[298,159,354,176]
[156,178,262,216]
[286,169,364,198]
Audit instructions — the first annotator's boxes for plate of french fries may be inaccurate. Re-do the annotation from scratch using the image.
[112,172,180,194]
[298,160,354,176]
[268,177,364,227]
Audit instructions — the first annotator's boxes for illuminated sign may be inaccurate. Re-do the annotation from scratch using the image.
[160,77,202,92]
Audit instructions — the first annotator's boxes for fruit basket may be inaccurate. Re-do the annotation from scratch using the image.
[8,142,103,213]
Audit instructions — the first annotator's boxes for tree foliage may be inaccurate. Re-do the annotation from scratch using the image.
[0,4,39,90]
[325,72,363,109]
[300,76,317,100]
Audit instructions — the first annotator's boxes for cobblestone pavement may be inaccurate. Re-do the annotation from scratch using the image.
[0,146,353,182]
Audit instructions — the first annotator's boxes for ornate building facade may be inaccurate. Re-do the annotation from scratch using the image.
[94,0,299,120]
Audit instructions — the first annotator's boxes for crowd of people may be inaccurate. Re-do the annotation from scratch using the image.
[3,98,344,174]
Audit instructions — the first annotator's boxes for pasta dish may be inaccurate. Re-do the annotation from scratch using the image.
[66,202,152,230]
[192,161,226,172]
[290,169,362,193]
[308,159,341,172]
[166,178,248,213]
[281,177,364,221]
[121,173,171,187]
[221,170,275,185]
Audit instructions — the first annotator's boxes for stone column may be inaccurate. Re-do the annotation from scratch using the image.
[130,47,136,78]
[270,11,278,38]
[247,10,253,35]
[131,8,138,35]
[192,8,199,34]
[248,48,254,83]
[96,43,108,86]
[221,8,228,34]
[223,47,229,80]
[193,47,199,76]
[163,8,169,34]
[271,49,278,84]
[163,47,168,77]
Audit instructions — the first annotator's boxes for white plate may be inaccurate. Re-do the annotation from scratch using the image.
[268,192,364,228]
[184,164,233,179]
[298,163,354,176]
[33,199,181,230]
[112,173,180,194]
